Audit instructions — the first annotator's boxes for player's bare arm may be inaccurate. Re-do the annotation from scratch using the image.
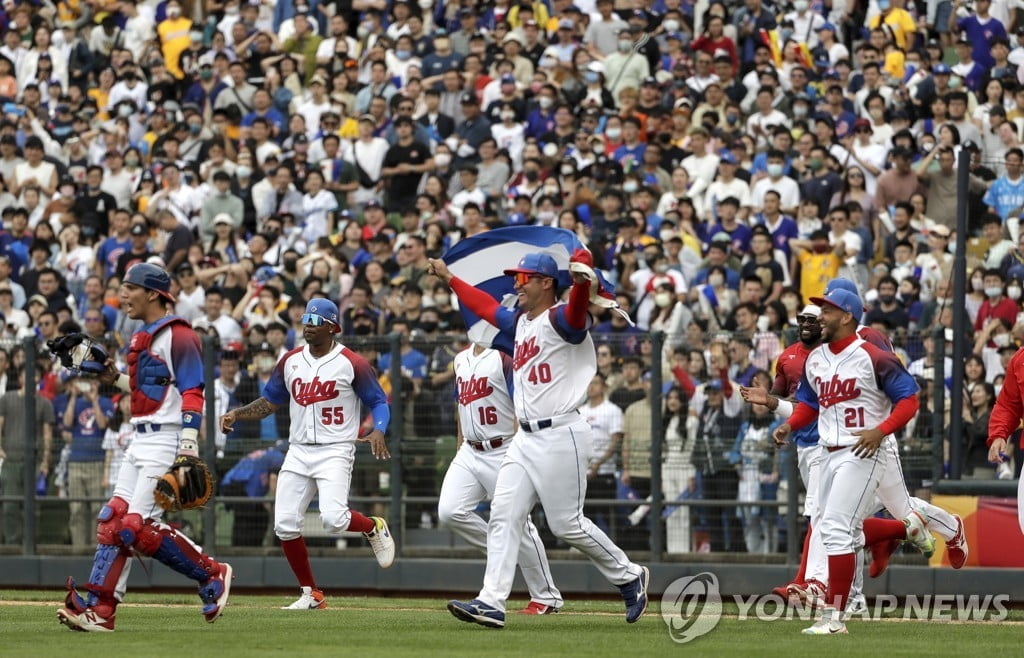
[740,386,771,406]
[220,397,279,433]
[772,423,791,447]
[357,429,391,460]
[428,258,453,284]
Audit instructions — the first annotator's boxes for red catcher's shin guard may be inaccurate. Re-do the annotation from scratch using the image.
[136,521,220,583]
[281,537,316,589]
[863,517,908,546]
[826,553,856,613]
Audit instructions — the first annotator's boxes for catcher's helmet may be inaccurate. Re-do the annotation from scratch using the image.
[124,262,176,303]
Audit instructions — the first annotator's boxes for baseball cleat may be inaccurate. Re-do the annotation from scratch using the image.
[801,607,848,635]
[903,510,935,558]
[787,579,826,610]
[518,601,560,615]
[199,562,232,623]
[771,584,790,601]
[946,515,968,569]
[57,606,115,632]
[365,516,395,568]
[619,566,649,623]
[447,599,506,628]
[868,538,901,578]
[282,586,327,610]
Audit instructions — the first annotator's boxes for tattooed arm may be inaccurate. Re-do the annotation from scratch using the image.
[219,397,280,434]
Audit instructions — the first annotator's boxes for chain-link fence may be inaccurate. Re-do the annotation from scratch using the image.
[0,329,957,561]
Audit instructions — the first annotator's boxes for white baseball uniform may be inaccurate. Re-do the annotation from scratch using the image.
[263,342,390,540]
[796,336,919,556]
[437,345,562,608]
[475,303,644,613]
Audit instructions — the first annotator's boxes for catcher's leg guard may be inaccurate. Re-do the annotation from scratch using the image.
[70,497,132,616]
[129,518,220,583]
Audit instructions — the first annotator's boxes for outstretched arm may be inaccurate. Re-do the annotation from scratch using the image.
[429,258,516,335]
[220,397,280,433]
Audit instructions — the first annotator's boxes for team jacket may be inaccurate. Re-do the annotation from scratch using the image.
[127,315,204,427]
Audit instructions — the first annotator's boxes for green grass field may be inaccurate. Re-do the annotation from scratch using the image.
[1,590,1020,657]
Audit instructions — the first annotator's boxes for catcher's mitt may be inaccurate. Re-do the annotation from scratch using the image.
[153,455,214,512]
[47,333,110,376]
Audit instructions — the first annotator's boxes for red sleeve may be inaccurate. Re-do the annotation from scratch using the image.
[877,395,920,436]
[689,35,710,51]
[974,303,987,332]
[989,349,1024,444]
[565,279,591,330]
[450,276,501,324]
[787,401,817,432]
[671,367,696,399]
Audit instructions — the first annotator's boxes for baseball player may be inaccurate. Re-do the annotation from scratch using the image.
[986,346,1024,535]
[774,287,935,635]
[429,251,648,630]
[219,299,394,610]
[437,343,563,615]
[58,263,232,632]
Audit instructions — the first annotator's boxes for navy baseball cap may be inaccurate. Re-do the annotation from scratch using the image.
[933,63,952,75]
[811,289,864,323]
[503,253,558,279]
[124,262,176,303]
[303,299,340,327]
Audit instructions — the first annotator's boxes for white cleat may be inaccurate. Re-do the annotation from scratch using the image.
[365,516,395,568]
[903,510,936,558]
[802,606,849,635]
[281,586,327,610]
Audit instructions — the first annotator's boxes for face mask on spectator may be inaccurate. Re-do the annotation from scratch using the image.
[794,0,808,11]
[560,164,574,176]
[225,3,239,14]
[623,180,638,193]
[538,96,553,110]
[664,19,680,32]
[434,292,450,306]
[501,111,515,121]
[434,153,451,168]
[878,294,895,305]
[119,105,133,117]
[168,6,181,17]
[524,169,539,182]
[420,321,438,332]
[585,72,599,85]
[358,22,373,39]
[708,274,724,287]
[986,286,1004,298]
[396,49,412,61]
[793,106,807,119]
[660,228,675,242]
[237,165,252,178]
[125,156,139,167]
[537,210,555,222]
[1009,285,1023,300]
[767,163,783,177]
[618,39,632,52]
[994,333,1010,347]
[726,114,738,125]
[654,262,669,273]
[654,292,672,307]
[808,157,823,171]
[189,123,202,135]
[606,127,621,140]
[255,356,275,372]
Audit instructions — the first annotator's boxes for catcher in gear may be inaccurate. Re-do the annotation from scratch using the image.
[58,262,231,633]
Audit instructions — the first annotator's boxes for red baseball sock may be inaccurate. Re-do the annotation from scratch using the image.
[348,511,375,534]
[863,517,907,546]
[793,522,812,583]
[826,553,856,612]
[281,537,316,589]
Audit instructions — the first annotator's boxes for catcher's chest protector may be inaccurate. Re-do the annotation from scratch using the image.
[127,316,191,417]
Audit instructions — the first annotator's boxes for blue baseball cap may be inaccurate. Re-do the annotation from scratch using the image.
[824,278,869,312]
[816,22,836,32]
[304,299,340,326]
[933,63,952,75]
[503,253,558,279]
[811,288,864,323]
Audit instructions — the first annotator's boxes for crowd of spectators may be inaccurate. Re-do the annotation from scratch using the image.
[1,0,1023,550]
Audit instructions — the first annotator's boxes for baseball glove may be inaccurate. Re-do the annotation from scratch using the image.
[47,333,110,376]
[153,455,214,512]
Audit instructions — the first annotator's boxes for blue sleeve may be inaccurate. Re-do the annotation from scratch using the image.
[552,306,592,344]
[494,305,518,340]
[409,352,428,379]
[262,354,291,407]
[347,348,391,433]
[983,181,996,207]
[795,369,819,410]
[100,398,114,418]
[873,349,919,403]
[501,351,515,398]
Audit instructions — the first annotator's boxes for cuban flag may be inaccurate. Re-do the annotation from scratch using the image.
[442,227,618,354]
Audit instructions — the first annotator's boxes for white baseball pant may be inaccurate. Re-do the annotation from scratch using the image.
[437,440,562,608]
[275,442,359,540]
[477,419,643,613]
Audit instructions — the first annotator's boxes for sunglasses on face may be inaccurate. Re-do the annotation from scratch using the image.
[301,313,329,327]
[513,272,540,287]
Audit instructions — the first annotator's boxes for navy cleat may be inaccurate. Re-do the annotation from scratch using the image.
[447,599,506,629]
[620,566,650,623]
